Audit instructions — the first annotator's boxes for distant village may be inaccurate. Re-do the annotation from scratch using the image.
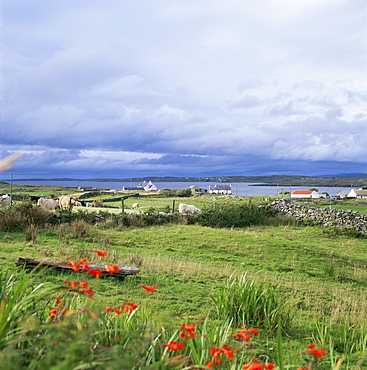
[78,180,367,199]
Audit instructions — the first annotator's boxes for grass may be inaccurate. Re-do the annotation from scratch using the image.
[0,190,367,367]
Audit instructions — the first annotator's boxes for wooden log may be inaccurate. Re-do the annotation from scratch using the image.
[16,258,138,280]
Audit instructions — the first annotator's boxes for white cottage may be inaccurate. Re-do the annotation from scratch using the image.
[347,189,367,198]
[291,190,318,199]
[209,185,232,194]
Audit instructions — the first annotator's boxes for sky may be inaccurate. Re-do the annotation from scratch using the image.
[1,0,366,179]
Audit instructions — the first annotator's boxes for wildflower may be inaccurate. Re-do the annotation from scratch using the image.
[234,332,251,342]
[79,281,89,289]
[105,264,119,274]
[114,307,123,315]
[180,323,196,338]
[123,302,139,313]
[80,289,94,297]
[163,341,185,351]
[79,258,90,271]
[92,249,107,257]
[307,343,316,349]
[104,306,114,313]
[242,359,275,370]
[88,269,103,278]
[221,346,235,360]
[68,260,80,272]
[141,284,159,293]
[209,348,222,359]
[205,360,223,368]
[55,296,62,305]
[49,308,57,320]
[64,280,79,289]
[308,348,327,360]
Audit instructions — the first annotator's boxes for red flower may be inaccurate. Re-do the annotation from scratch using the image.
[180,323,196,338]
[64,280,79,289]
[55,296,62,305]
[92,249,107,257]
[79,288,94,296]
[88,269,103,278]
[163,341,185,351]
[242,359,274,370]
[307,343,316,349]
[105,264,119,274]
[141,284,159,293]
[79,281,88,289]
[205,360,223,368]
[114,307,123,315]
[79,258,90,271]
[210,346,235,361]
[48,308,57,319]
[209,348,222,359]
[68,260,80,272]
[220,346,235,361]
[235,333,251,342]
[123,302,139,313]
[308,348,327,360]
[104,306,114,313]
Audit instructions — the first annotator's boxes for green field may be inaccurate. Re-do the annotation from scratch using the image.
[0,186,366,369]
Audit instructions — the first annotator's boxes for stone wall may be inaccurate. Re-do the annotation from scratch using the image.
[271,199,367,235]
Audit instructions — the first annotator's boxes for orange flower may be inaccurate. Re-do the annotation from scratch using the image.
[180,323,196,338]
[105,264,119,274]
[114,307,123,315]
[79,258,90,271]
[48,308,58,319]
[104,306,114,313]
[123,302,139,313]
[209,348,222,359]
[242,360,275,370]
[92,249,107,257]
[163,341,185,351]
[88,269,103,278]
[82,289,94,296]
[64,280,79,289]
[55,296,62,305]
[68,260,80,272]
[220,346,235,361]
[141,284,159,293]
[235,333,251,342]
[79,281,89,289]
[205,360,222,368]
[307,343,316,349]
[308,348,327,360]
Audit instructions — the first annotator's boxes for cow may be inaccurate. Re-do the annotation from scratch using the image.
[74,201,83,207]
[37,197,59,211]
[0,194,11,208]
[178,203,201,214]
[86,202,93,207]
[131,203,139,209]
[92,199,103,207]
[58,195,77,211]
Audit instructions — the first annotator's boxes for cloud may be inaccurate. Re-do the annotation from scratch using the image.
[1,0,366,177]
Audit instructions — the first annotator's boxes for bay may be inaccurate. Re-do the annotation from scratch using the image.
[9,179,354,197]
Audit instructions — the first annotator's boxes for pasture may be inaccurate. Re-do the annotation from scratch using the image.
[0,184,366,368]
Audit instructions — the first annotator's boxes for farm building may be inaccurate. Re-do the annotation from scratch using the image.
[189,185,207,193]
[336,190,347,198]
[291,190,318,199]
[121,181,157,192]
[209,185,232,194]
[347,189,367,198]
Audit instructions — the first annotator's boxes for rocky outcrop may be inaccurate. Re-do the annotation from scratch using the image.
[271,199,367,235]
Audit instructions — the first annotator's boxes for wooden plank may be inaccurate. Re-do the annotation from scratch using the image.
[16,258,139,280]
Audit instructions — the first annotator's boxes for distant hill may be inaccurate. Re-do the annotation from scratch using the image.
[11,174,367,187]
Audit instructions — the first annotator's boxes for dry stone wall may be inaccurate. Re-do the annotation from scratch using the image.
[271,199,367,235]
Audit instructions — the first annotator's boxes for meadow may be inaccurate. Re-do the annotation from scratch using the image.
[0,184,366,369]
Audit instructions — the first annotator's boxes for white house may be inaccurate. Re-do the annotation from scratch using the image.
[291,190,318,199]
[336,190,347,198]
[347,189,367,198]
[209,185,232,194]
[122,181,157,192]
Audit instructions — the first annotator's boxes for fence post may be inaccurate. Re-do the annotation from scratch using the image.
[121,198,125,213]
[171,199,175,213]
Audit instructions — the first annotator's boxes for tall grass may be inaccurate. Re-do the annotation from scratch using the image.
[211,273,294,332]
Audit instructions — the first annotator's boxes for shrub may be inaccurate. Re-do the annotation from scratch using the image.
[71,219,91,239]
[195,203,276,228]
